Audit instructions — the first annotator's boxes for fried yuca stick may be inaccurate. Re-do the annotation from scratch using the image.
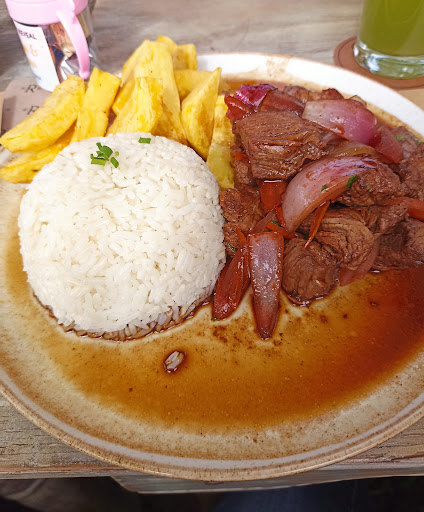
[181,68,221,159]
[107,77,163,135]
[0,127,74,183]
[72,68,120,142]
[206,95,235,189]
[0,75,85,153]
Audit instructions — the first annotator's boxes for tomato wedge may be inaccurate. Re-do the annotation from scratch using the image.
[247,232,284,339]
[258,180,288,212]
[212,246,250,319]
[405,197,424,221]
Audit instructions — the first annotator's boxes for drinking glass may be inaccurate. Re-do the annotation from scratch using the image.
[354,0,424,79]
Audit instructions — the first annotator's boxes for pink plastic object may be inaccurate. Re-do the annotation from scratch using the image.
[5,0,90,79]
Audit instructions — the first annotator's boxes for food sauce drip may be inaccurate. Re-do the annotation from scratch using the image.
[4,232,424,432]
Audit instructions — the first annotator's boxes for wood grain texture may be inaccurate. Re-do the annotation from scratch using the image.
[1,0,424,490]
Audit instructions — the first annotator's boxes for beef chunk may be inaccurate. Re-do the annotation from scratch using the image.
[283,86,344,104]
[220,186,264,256]
[339,163,401,207]
[220,185,263,228]
[396,145,424,200]
[373,219,424,270]
[223,223,243,256]
[362,203,408,236]
[234,110,329,180]
[233,157,255,187]
[392,126,422,160]
[282,238,339,303]
[299,209,374,270]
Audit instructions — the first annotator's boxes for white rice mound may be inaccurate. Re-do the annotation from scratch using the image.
[18,133,226,340]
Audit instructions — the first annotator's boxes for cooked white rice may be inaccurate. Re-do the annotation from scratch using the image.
[18,133,225,339]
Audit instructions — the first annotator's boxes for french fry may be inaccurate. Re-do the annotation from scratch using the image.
[0,127,74,183]
[174,70,212,101]
[112,78,135,116]
[181,68,221,159]
[0,75,85,153]
[133,41,186,144]
[107,77,163,135]
[173,44,197,70]
[72,68,120,142]
[206,95,234,189]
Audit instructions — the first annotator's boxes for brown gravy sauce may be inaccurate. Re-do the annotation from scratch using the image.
[5,229,424,432]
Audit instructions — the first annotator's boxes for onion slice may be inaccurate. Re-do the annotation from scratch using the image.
[303,99,376,144]
[282,156,378,233]
[234,83,275,108]
[247,232,284,339]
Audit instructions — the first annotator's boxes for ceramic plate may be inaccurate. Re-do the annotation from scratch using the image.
[1,53,424,482]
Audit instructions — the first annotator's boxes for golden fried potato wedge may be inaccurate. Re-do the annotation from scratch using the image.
[0,75,84,153]
[0,127,74,183]
[107,77,163,135]
[72,68,120,142]
[133,41,186,143]
[112,78,135,116]
[173,44,197,70]
[181,68,221,159]
[206,95,235,189]
[174,69,212,101]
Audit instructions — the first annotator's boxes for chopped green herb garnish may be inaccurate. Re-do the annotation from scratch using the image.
[110,157,119,168]
[395,134,407,141]
[321,184,328,191]
[96,143,113,158]
[366,185,371,190]
[211,317,218,321]
[139,137,151,144]
[345,174,359,189]
[115,151,119,156]
[90,157,107,166]
[271,220,282,227]
[225,242,238,252]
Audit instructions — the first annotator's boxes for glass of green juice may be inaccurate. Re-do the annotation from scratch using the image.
[354,0,424,79]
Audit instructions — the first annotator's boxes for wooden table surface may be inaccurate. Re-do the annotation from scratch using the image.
[1,0,424,493]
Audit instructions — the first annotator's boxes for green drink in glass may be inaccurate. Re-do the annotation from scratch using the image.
[354,0,424,79]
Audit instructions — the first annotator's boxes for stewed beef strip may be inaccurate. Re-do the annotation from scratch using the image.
[392,126,422,160]
[362,202,408,236]
[339,163,401,207]
[220,186,264,256]
[299,209,375,270]
[282,238,339,303]
[396,145,424,200]
[373,218,424,270]
[233,157,255,187]
[234,110,330,180]
[283,86,344,104]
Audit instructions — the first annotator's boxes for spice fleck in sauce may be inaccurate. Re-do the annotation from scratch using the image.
[3,227,424,433]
